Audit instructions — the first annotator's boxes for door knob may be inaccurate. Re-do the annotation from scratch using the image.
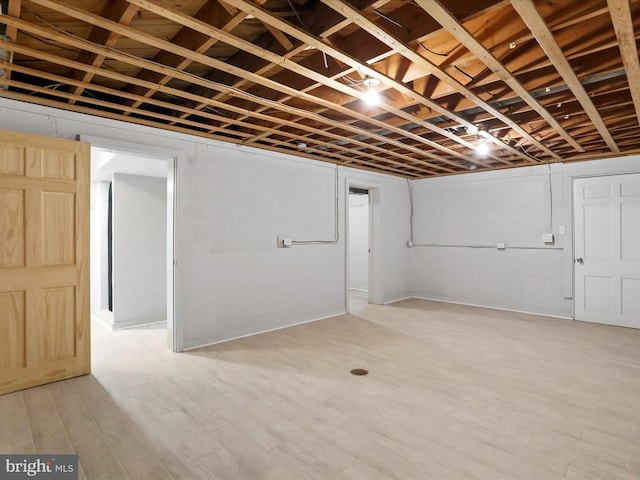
[576,257,583,264]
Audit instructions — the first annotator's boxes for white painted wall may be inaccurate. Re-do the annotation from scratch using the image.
[13,98,640,338]
[177,147,411,348]
[90,180,110,313]
[0,98,411,349]
[410,157,640,318]
[112,173,167,328]
[348,193,369,291]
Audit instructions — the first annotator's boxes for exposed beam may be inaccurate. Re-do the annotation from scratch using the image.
[0,64,423,178]
[27,0,465,171]
[264,23,294,51]
[127,0,484,166]
[0,34,441,176]
[607,0,640,129]
[70,1,139,102]
[320,0,558,161]
[219,0,537,165]
[511,0,619,153]
[3,0,20,80]
[418,0,584,153]
[0,85,420,178]
[125,0,261,112]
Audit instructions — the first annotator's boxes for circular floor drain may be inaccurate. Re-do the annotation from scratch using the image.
[350,368,369,376]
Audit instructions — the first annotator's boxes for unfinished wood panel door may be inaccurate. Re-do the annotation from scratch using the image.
[0,129,90,395]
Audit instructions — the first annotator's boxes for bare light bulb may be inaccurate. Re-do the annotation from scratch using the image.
[476,140,491,156]
[363,88,380,106]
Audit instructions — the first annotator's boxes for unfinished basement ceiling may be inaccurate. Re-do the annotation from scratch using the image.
[0,0,638,178]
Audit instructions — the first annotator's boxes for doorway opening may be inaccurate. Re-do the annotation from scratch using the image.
[348,187,370,313]
[90,146,176,349]
[347,183,382,313]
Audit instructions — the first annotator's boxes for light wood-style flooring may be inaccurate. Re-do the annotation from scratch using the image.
[2,299,640,479]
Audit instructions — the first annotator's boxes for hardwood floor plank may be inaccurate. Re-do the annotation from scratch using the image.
[22,387,75,453]
[2,299,640,479]
[0,392,33,454]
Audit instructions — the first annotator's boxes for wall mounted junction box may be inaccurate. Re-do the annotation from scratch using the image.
[277,237,293,248]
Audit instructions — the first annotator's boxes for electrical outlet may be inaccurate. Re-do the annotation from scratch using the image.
[496,242,506,250]
[277,236,292,248]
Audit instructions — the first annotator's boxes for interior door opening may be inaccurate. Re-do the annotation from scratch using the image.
[90,147,175,348]
[348,187,371,314]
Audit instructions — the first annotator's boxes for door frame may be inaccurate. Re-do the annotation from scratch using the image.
[345,178,383,313]
[81,135,180,352]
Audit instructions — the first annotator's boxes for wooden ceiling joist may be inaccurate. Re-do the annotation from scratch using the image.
[0,14,455,175]
[510,0,620,153]
[219,0,534,165]
[0,0,636,178]
[319,0,559,162]
[24,0,471,172]
[0,36,438,176]
[125,0,480,167]
[607,0,640,129]
[420,0,584,154]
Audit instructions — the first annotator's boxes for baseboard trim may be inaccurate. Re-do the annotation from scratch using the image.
[407,296,573,320]
[383,295,414,305]
[114,319,167,330]
[182,311,346,351]
[182,297,573,351]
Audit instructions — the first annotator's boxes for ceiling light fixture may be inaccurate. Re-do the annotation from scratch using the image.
[362,76,381,106]
[476,139,491,156]
[466,125,479,135]
[363,76,381,88]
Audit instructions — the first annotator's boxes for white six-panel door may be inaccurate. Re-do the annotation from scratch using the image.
[574,174,640,328]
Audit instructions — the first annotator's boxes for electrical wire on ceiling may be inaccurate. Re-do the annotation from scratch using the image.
[284,0,307,28]
[342,75,364,87]
[419,42,450,57]
[452,64,498,98]
[31,83,96,98]
[454,65,474,81]
[518,141,543,163]
[373,9,409,32]
[20,30,84,55]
